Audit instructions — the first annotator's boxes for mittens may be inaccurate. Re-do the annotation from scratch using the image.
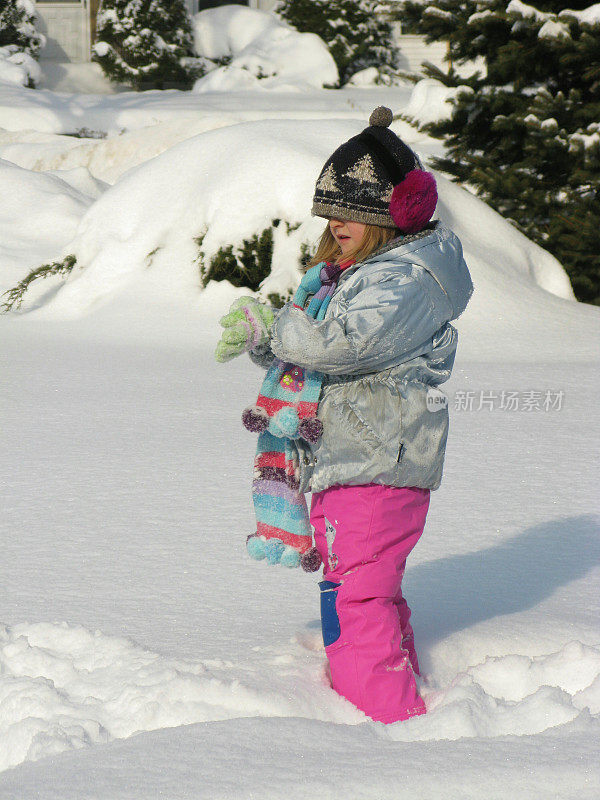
[215,297,274,363]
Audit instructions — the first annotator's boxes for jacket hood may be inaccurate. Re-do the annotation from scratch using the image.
[363,224,474,320]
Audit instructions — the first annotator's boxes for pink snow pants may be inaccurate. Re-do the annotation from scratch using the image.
[310,483,430,724]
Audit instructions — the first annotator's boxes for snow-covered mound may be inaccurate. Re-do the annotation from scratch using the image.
[1,620,598,773]
[0,77,412,135]
[0,45,41,88]
[405,78,473,126]
[191,6,338,92]
[0,159,94,295]
[6,117,596,361]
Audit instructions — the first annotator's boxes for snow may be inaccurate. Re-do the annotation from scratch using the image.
[0,45,41,87]
[538,19,572,38]
[34,61,125,94]
[0,159,94,292]
[0,69,598,797]
[1,114,588,361]
[191,6,338,91]
[560,3,600,24]
[0,619,598,776]
[0,78,416,135]
[506,0,551,21]
[404,78,473,126]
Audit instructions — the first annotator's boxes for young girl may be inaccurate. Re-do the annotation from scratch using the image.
[216,106,473,724]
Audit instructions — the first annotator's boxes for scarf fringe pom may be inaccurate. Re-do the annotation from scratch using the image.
[243,406,323,444]
[298,416,324,443]
[246,534,301,568]
[300,546,323,573]
[242,405,269,433]
[268,407,300,438]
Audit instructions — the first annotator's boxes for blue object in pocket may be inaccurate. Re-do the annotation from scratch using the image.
[319,580,341,647]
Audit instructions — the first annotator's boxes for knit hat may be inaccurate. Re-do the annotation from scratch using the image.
[312,106,438,232]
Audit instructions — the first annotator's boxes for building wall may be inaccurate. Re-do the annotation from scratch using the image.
[35,1,89,62]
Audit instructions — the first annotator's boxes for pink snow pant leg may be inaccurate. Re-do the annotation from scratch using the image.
[310,483,430,724]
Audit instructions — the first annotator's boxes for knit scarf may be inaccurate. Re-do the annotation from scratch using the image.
[243,259,354,568]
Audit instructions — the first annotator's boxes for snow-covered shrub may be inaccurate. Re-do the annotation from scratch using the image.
[403,78,473,126]
[92,0,205,91]
[0,0,44,57]
[1,255,76,312]
[195,220,314,307]
[274,0,398,86]
[1,116,575,319]
[0,42,41,87]
[0,0,45,87]
[191,5,338,92]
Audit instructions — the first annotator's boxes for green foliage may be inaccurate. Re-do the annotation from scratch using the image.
[196,221,309,302]
[299,241,314,270]
[92,0,205,90]
[1,255,76,313]
[397,0,600,304]
[0,0,44,58]
[275,0,398,85]
[196,225,274,291]
[267,292,289,309]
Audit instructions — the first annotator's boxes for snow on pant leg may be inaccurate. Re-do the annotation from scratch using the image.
[393,567,421,677]
[310,484,430,724]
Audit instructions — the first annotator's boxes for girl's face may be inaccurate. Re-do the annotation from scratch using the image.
[329,218,367,256]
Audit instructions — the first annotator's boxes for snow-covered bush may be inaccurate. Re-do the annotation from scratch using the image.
[274,0,398,86]
[0,0,45,87]
[0,158,96,307]
[191,6,338,92]
[396,0,600,305]
[0,43,41,87]
[92,0,205,91]
[0,0,44,57]
[403,78,473,126]
[1,118,575,320]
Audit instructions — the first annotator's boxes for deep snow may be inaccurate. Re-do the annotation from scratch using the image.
[0,67,599,798]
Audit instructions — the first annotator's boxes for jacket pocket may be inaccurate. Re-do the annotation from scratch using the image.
[342,379,403,465]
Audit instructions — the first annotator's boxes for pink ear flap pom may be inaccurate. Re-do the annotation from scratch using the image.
[389,170,438,234]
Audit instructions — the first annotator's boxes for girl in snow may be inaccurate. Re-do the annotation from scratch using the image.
[215,106,473,724]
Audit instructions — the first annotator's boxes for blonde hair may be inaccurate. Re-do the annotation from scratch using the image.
[305,222,401,272]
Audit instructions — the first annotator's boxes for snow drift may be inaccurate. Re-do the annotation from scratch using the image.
[191,6,338,92]
[5,117,595,362]
[0,158,96,295]
[1,621,598,773]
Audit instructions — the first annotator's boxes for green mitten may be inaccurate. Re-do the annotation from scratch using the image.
[215,297,274,363]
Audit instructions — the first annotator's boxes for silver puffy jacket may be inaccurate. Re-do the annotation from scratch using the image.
[252,223,474,494]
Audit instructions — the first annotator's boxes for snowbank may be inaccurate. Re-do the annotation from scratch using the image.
[1,620,598,773]
[0,159,94,295]
[191,6,338,92]
[0,78,412,135]
[4,116,593,361]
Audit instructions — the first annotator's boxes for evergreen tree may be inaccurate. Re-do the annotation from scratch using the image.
[397,0,600,305]
[275,0,398,85]
[93,0,205,90]
[0,0,45,58]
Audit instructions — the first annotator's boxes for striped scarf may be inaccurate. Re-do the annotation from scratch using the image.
[243,259,354,568]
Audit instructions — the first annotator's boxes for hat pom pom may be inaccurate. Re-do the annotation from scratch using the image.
[389,170,438,234]
[369,106,393,127]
